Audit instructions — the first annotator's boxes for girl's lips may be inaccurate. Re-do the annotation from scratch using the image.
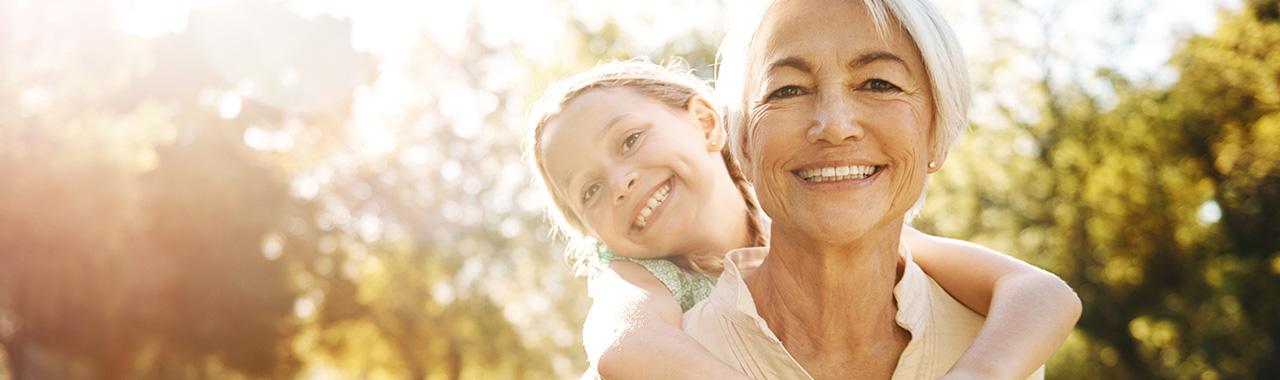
[629,179,673,234]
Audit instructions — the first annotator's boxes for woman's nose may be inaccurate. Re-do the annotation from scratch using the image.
[808,89,864,144]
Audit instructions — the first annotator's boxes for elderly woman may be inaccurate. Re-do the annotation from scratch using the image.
[683,0,1050,378]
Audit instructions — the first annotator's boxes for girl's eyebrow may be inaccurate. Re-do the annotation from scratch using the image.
[598,113,637,139]
[560,167,590,202]
[558,113,639,197]
[560,175,579,201]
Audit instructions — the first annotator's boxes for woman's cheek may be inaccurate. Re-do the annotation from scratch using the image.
[745,114,792,211]
[745,121,775,179]
[892,97,933,139]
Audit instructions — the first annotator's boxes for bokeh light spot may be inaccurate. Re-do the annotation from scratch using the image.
[1197,200,1221,224]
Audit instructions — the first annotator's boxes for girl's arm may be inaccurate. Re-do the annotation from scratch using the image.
[583,260,752,380]
[902,226,1082,380]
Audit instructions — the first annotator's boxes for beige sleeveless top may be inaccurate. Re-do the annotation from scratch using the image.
[682,243,1046,380]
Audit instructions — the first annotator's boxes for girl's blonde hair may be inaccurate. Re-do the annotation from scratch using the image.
[523,58,766,276]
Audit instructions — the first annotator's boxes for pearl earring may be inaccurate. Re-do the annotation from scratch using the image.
[928,161,937,169]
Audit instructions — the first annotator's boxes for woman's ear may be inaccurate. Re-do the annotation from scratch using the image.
[687,96,726,152]
[927,149,948,174]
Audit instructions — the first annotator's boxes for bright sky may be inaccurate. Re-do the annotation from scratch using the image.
[116,0,1242,83]
[111,0,1248,224]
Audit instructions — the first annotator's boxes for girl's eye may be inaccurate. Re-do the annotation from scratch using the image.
[582,183,601,203]
[864,79,901,93]
[766,85,805,101]
[622,132,641,152]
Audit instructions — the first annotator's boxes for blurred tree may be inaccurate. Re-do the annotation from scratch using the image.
[252,1,601,378]
[0,0,308,378]
[1,0,587,376]
[919,1,1280,378]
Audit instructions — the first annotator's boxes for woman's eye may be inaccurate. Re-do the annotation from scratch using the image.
[865,79,901,93]
[582,183,601,203]
[622,132,641,152]
[766,85,805,101]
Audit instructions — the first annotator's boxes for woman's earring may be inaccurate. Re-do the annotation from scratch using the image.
[928,161,937,169]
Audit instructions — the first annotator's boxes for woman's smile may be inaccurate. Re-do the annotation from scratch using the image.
[794,164,882,183]
[790,162,887,193]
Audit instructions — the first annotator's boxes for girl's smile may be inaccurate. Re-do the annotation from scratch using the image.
[539,87,742,260]
[630,179,672,232]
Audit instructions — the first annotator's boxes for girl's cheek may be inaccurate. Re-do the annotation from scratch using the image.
[582,208,605,237]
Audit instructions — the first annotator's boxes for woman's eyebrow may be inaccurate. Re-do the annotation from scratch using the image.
[765,52,907,74]
[849,51,907,70]
[765,56,813,74]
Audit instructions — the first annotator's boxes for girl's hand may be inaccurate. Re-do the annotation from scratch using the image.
[905,226,1079,380]
[936,367,996,380]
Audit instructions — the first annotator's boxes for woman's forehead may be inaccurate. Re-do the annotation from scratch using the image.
[748,0,915,71]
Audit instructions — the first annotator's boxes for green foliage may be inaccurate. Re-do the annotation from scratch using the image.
[920,4,1280,379]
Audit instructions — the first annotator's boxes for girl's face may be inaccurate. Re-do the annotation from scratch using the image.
[742,0,942,244]
[540,87,731,260]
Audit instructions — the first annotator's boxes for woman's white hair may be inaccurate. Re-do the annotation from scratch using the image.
[716,0,970,219]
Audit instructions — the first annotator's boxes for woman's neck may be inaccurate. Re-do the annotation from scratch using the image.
[743,223,910,377]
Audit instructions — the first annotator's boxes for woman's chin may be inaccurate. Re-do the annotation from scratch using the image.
[786,210,897,242]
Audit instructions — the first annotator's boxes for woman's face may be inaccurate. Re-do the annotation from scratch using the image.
[540,87,730,259]
[742,0,941,242]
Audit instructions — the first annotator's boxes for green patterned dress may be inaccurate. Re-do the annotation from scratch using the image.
[590,243,718,312]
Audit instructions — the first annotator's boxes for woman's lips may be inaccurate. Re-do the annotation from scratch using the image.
[794,164,881,182]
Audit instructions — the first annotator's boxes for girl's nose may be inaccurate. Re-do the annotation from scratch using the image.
[610,170,638,205]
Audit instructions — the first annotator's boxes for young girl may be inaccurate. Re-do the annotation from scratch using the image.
[524,59,1080,380]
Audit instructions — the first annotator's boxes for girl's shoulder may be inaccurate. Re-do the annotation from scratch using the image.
[590,244,717,312]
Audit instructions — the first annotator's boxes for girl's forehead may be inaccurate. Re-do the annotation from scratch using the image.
[538,89,641,197]
[544,88,641,144]
[544,87,678,142]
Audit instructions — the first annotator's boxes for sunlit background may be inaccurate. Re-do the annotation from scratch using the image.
[1,0,1278,378]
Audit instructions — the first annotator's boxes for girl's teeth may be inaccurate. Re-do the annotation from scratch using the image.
[633,183,671,229]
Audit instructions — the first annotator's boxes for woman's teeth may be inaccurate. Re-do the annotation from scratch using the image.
[633,183,670,229]
[797,165,879,182]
